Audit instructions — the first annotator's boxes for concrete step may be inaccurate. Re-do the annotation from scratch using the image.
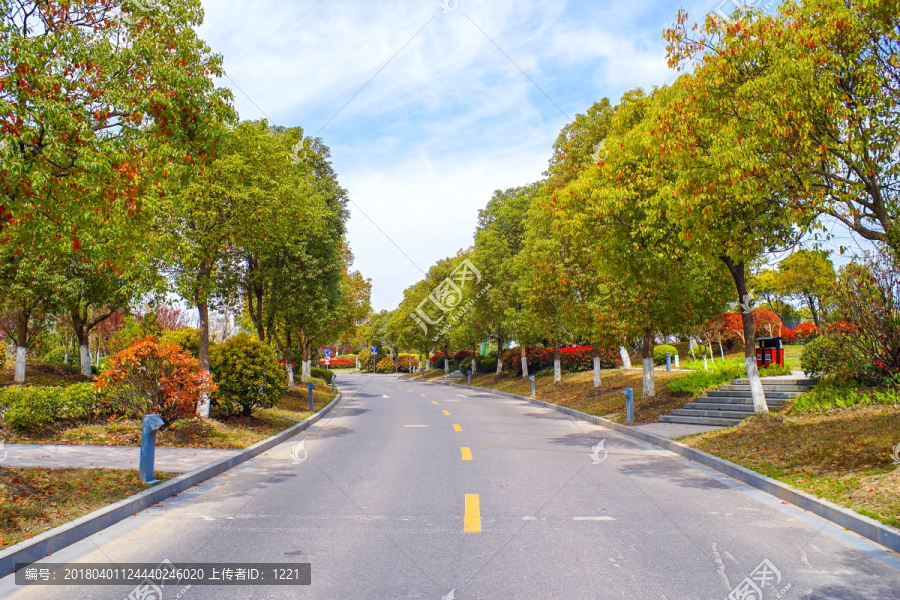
[693,399,786,411]
[683,402,757,412]
[658,414,745,427]
[731,378,814,388]
[671,408,761,420]
[708,390,799,400]
[721,384,809,394]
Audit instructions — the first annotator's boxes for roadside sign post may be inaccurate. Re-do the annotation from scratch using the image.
[308,382,315,411]
[139,414,165,484]
[624,388,634,424]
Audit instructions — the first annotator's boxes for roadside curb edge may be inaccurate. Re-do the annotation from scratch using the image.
[435,380,900,554]
[0,390,343,578]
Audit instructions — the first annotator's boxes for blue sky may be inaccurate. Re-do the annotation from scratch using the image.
[195,0,818,311]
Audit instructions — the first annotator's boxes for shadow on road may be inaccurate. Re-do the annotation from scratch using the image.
[618,458,731,490]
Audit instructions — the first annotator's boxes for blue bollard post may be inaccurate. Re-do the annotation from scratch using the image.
[331,374,336,393]
[139,414,165,483]
[529,375,536,397]
[308,381,315,411]
[624,388,634,424]
[666,352,672,372]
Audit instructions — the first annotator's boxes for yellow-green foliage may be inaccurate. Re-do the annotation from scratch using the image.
[162,328,201,358]
[210,334,286,417]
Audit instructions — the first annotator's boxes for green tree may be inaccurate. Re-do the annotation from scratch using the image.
[566,89,732,398]
[472,185,539,375]
[660,20,819,412]
[777,250,836,327]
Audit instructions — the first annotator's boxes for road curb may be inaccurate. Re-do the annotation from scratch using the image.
[436,380,900,554]
[0,390,343,578]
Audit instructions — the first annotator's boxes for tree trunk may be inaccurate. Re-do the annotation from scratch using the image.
[722,256,768,414]
[808,295,820,327]
[520,345,529,378]
[471,345,477,376]
[553,341,561,383]
[284,331,295,392]
[592,346,602,389]
[301,344,312,383]
[718,341,724,361]
[619,346,632,369]
[496,335,504,374]
[641,329,655,398]
[14,312,28,383]
[195,300,211,417]
[197,301,210,371]
[71,310,93,378]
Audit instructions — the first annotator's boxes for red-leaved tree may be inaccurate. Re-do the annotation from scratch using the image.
[97,338,216,426]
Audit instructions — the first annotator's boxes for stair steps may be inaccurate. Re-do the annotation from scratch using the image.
[658,377,812,427]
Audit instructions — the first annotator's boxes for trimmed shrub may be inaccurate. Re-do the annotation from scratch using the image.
[687,344,712,359]
[453,350,473,362]
[794,322,820,342]
[0,343,6,370]
[98,337,216,426]
[559,346,619,372]
[501,345,551,375]
[209,334,286,417]
[780,327,797,343]
[653,344,679,365]
[395,355,420,373]
[311,367,334,384]
[44,347,78,368]
[358,348,374,371]
[475,355,498,373]
[162,328,201,357]
[0,383,110,430]
[800,335,867,382]
[376,357,396,374]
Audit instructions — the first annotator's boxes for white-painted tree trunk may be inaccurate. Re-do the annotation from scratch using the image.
[520,355,529,378]
[496,358,503,374]
[79,344,91,378]
[197,393,210,418]
[554,358,561,383]
[471,357,477,375]
[286,362,295,392]
[745,357,769,414]
[593,356,602,388]
[14,347,26,383]
[708,342,714,360]
[619,347,632,369]
[302,360,311,383]
[718,342,725,361]
[426,358,431,371]
[642,357,655,398]
[444,358,449,373]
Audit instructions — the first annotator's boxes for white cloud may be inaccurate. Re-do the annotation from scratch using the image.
[196,0,706,310]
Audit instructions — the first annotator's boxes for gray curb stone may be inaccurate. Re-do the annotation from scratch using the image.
[435,380,900,553]
[0,390,343,578]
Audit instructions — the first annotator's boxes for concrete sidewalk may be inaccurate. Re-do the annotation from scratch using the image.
[634,422,722,439]
[0,444,237,473]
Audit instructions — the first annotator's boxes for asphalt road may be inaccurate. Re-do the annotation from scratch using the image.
[2,373,899,599]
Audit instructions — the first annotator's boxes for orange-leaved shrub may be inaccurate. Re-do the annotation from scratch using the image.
[97,337,216,426]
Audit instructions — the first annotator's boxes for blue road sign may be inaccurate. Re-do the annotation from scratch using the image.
[324,349,332,357]
[371,347,378,354]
